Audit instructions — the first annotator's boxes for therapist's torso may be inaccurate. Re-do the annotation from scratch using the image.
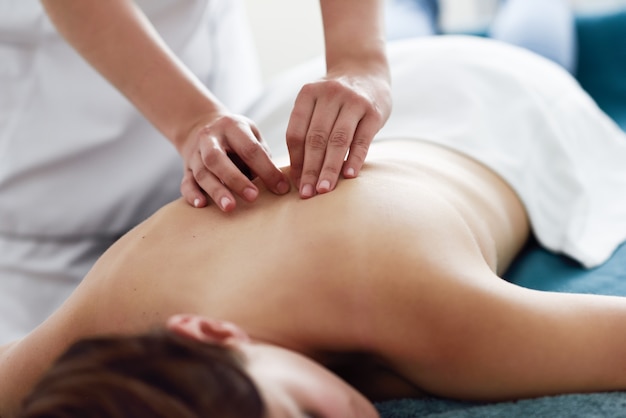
[0,0,261,238]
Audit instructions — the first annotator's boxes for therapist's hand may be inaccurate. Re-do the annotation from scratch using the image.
[179,113,290,212]
[286,67,392,199]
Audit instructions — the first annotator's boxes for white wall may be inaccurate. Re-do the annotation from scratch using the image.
[240,0,502,80]
[571,0,626,14]
[242,0,324,82]
[243,0,626,81]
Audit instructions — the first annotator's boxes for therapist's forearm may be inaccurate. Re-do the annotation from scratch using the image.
[319,0,389,79]
[40,0,225,151]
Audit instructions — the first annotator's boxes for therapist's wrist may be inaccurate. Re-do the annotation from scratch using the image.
[326,44,389,79]
[170,106,228,154]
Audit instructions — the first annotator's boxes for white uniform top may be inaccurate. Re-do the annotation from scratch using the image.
[252,36,626,271]
[0,0,262,342]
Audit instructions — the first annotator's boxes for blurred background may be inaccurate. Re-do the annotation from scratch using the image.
[243,0,626,82]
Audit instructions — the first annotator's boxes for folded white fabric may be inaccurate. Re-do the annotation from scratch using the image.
[250,35,626,268]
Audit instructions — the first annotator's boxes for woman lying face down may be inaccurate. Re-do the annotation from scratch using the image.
[6,136,527,417]
[5,36,626,417]
[4,138,626,418]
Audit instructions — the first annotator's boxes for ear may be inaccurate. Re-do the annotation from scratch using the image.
[166,314,250,345]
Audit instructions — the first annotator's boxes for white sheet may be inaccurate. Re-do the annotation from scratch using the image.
[249,36,626,269]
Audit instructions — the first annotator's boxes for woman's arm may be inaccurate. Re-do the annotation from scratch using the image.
[41,0,289,211]
[286,0,392,198]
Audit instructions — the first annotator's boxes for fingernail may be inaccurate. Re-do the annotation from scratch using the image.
[193,198,201,208]
[300,184,314,198]
[277,181,290,194]
[317,180,331,193]
[243,187,258,201]
[220,196,233,210]
[345,167,356,178]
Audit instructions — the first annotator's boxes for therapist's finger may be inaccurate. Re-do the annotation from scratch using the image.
[343,110,382,179]
[226,128,290,196]
[286,88,315,190]
[315,106,359,194]
[299,100,343,198]
[191,164,239,213]
[196,138,259,210]
[180,169,207,208]
[293,99,343,198]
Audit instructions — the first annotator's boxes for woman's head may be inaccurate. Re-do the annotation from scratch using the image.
[17,314,379,418]
[16,326,264,418]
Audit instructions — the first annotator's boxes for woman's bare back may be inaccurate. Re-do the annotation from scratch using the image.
[0,139,532,413]
[76,140,626,403]
[78,139,528,341]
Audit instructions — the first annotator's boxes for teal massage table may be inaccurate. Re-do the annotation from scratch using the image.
[377,9,626,417]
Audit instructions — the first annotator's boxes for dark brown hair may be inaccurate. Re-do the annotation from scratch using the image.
[16,331,265,418]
